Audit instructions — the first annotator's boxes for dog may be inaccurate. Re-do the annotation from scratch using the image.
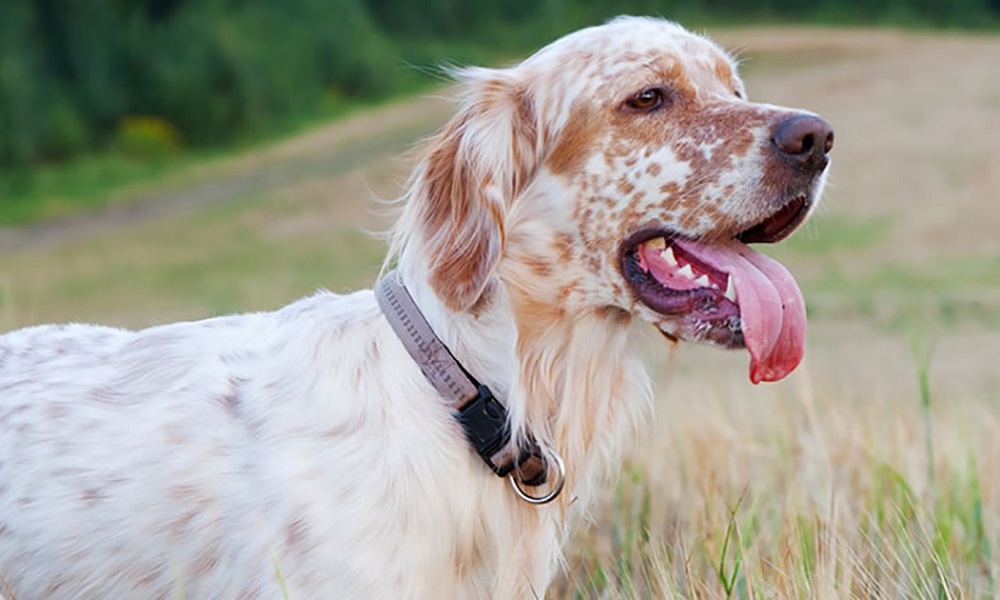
[0,16,832,599]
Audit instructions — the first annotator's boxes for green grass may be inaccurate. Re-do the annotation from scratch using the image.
[801,255,1000,329]
[775,214,892,257]
[3,195,386,327]
[0,154,195,226]
[766,215,1000,329]
[0,96,384,228]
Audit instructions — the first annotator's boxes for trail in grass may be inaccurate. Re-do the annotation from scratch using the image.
[0,96,449,254]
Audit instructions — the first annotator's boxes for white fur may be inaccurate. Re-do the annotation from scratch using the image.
[0,16,828,599]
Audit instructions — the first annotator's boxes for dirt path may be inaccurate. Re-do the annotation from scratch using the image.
[0,96,452,254]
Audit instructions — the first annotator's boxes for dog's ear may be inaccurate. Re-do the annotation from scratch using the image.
[415,68,539,312]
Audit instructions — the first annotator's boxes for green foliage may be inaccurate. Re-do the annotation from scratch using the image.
[0,0,400,170]
[0,0,998,178]
[113,116,181,159]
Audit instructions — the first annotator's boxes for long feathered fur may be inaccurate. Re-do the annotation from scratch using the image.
[0,16,829,598]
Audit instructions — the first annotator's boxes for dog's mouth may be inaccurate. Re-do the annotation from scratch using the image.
[620,196,809,384]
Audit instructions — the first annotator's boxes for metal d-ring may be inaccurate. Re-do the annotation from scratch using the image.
[509,451,566,505]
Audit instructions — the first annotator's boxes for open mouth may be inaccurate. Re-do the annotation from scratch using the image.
[620,197,809,384]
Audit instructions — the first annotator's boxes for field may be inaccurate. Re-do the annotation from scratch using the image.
[3,27,1000,597]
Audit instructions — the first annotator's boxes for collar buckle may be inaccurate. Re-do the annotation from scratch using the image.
[455,385,513,477]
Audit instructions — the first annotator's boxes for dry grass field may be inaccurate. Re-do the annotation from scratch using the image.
[2,26,1000,598]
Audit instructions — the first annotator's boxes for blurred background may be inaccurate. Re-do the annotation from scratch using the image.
[1,0,998,225]
[2,0,1000,596]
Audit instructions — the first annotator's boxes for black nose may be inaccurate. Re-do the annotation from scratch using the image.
[771,114,834,173]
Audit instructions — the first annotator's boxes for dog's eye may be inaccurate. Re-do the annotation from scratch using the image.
[734,89,744,99]
[624,88,665,112]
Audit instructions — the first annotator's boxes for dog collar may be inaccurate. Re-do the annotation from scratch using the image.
[375,270,564,504]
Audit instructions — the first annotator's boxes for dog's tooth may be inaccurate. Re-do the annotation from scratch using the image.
[724,276,738,302]
[694,274,710,287]
[677,264,695,279]
[648,237,666,250]
[660,246,678,267]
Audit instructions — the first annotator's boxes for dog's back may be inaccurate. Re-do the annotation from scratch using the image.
[1,306,302,596]
[0,291,493,598]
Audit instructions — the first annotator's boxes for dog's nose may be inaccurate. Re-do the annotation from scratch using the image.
[771,114,834,173]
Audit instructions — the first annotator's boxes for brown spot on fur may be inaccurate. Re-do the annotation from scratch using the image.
[714,57,734,86]
[170,484,199,502]
[323,422,352,440]
[555,233,574,264]
[523,255,553,278]
[81,488,106,506]
[511,87,540,187]
[194,548,221,577]
[170,512,197,538]
[219,380,243,419]
[616,178,635,196]
[138,566,162,587]
[285,518,309,554]
[546,106,601,177]
[659,182,680,196]
[366,339,380,363]
[43,580,67,596]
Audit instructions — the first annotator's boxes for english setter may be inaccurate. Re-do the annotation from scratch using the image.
[0,16,832,599]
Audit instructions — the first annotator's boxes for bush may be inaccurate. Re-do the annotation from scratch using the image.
[112,116,181,160]
[0,0,402,168]
[40,95,91,160]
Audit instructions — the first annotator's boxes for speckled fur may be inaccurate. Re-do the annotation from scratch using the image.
[0,17,827,599]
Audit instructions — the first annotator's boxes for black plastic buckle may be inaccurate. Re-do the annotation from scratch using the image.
[455,385,513,477]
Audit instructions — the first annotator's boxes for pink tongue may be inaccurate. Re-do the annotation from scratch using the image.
[674,239,806,384]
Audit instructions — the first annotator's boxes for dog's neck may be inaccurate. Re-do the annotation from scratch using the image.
[395,244,653,512]
[395,258,522,403]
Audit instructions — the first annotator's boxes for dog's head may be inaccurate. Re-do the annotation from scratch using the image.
[404,16,833,384]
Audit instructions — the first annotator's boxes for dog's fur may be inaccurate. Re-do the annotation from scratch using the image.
[0,17,830,599]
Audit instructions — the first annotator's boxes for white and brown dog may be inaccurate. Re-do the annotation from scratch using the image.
[0,16,832,599]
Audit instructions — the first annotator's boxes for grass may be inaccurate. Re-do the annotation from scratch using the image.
[0,154,191,226]
[0,96,400,228]
[772,214,891,257]
[2,192,387,326]
[551,361,999,599]
[765,214,1000,330]
[798,254,1000,330]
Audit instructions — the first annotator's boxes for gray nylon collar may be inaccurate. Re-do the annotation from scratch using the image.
[375,270,549,488]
